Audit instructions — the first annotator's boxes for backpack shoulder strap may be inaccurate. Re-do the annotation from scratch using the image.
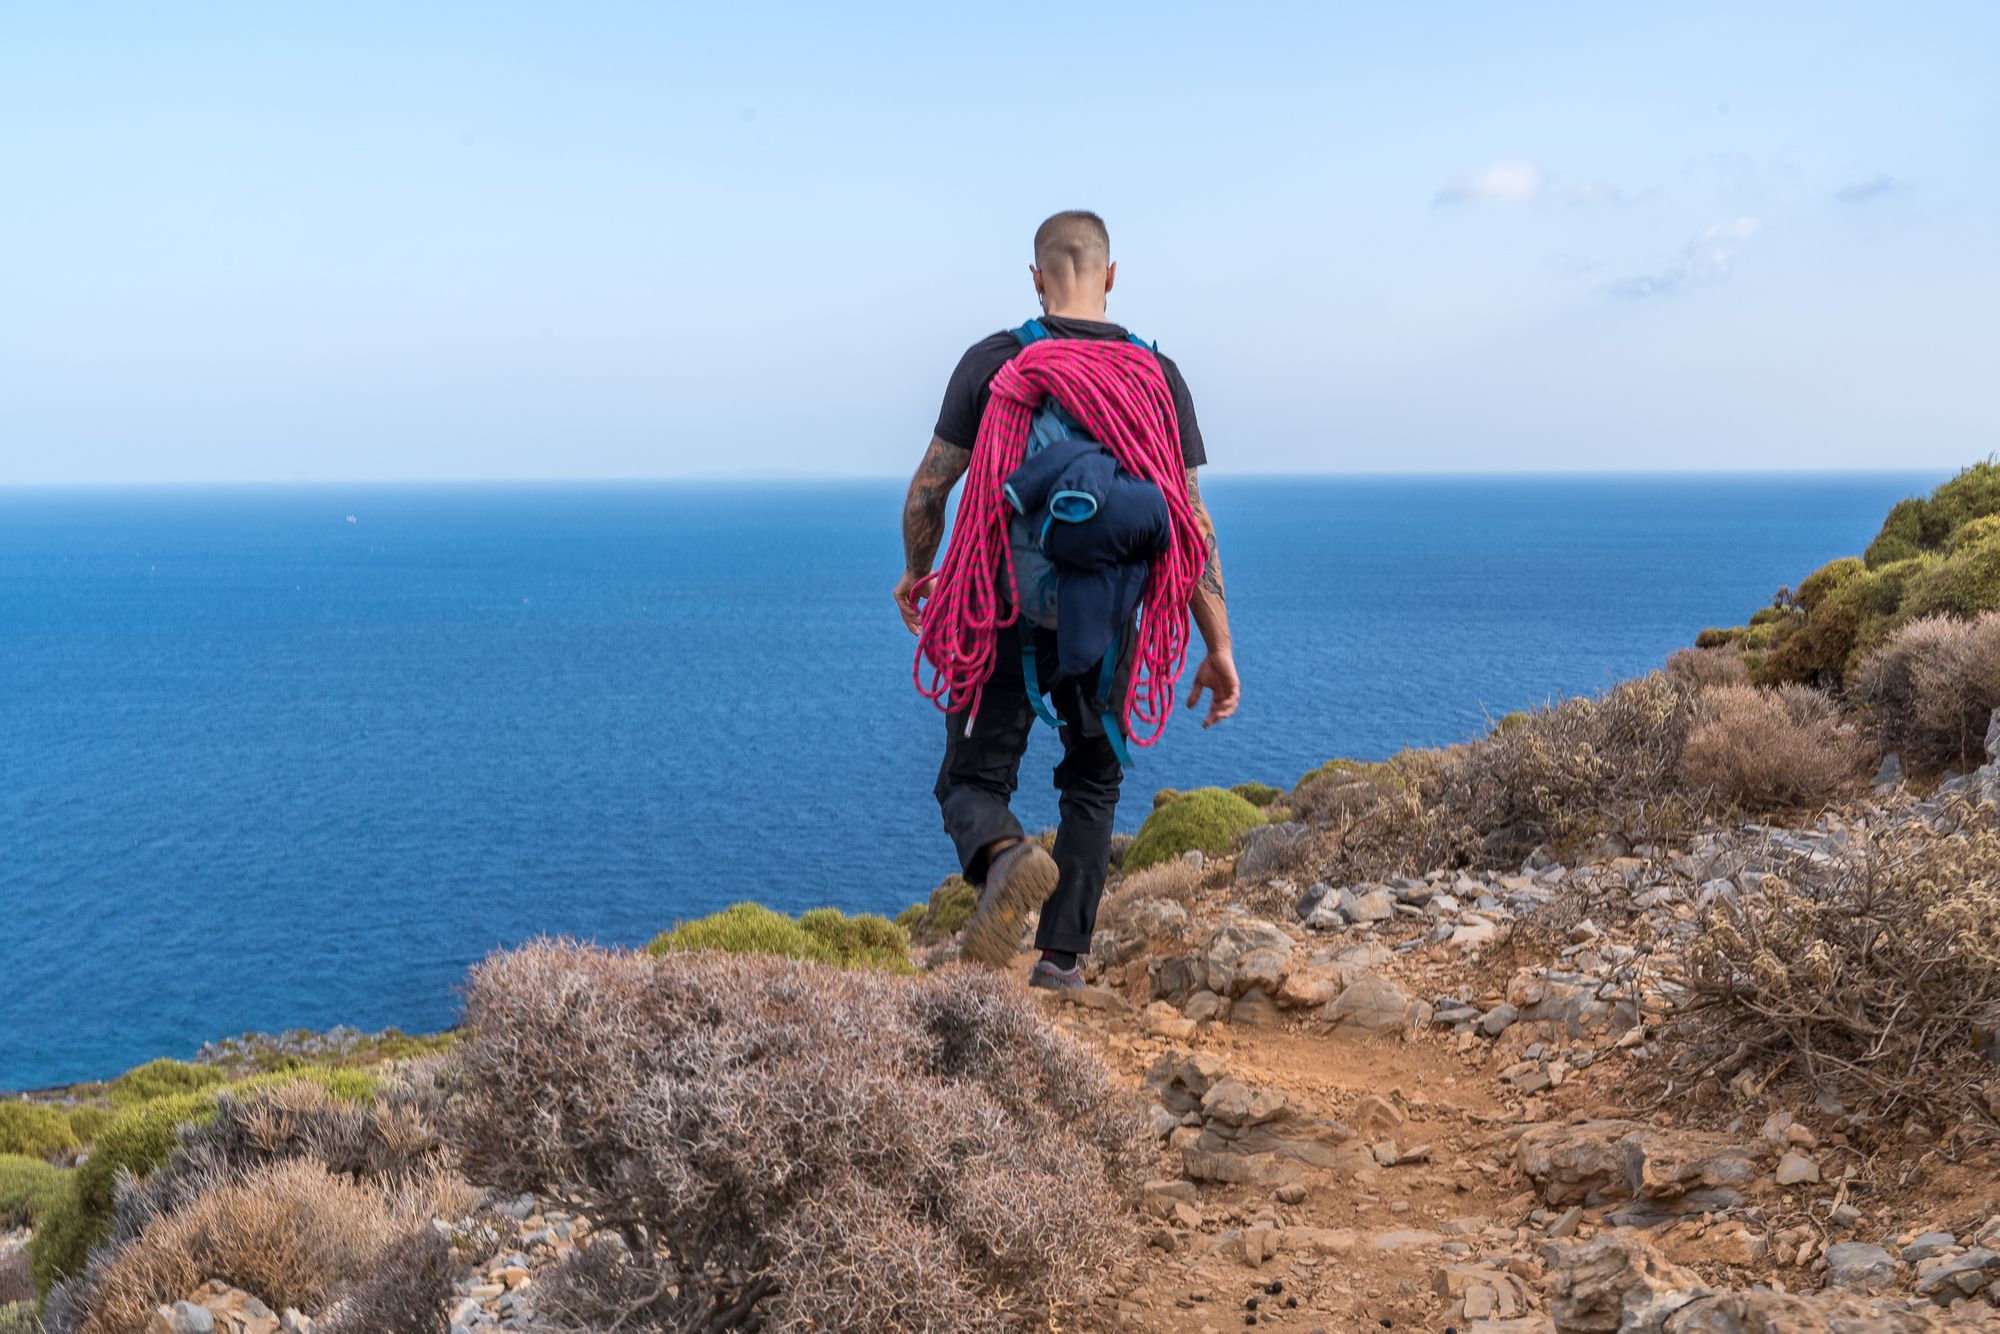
[1126,331,1156,352]
[1013,318,1050,346]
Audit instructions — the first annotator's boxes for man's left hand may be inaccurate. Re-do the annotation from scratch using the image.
[1185,650,1241,728]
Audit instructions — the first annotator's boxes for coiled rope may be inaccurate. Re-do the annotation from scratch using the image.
[914,337,1204,746]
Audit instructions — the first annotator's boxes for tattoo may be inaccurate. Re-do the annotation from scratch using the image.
[1186,468,1226,602]
[902,436,971,574]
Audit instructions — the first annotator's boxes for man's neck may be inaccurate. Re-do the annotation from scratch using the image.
[1042,302,1108,322]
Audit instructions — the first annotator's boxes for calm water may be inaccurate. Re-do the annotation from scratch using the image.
[0,473,1940,1088]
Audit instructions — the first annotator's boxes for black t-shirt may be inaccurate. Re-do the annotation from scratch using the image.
[933,315,1207,468]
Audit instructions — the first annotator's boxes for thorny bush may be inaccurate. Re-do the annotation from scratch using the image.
[1682,798,2000,1122]
[453,941,1148,1333]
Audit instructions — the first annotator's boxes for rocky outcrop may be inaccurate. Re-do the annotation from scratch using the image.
[1516,1120,1772,1222]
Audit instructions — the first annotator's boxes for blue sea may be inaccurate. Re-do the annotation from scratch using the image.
[0,474,1942,1089]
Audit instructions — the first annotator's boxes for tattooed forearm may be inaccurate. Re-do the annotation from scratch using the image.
[902,436,971,574]
[1186,468,1226,601]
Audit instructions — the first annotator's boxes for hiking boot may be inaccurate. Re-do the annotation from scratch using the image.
[1029,957,1085,992]
[960,840,1059,968]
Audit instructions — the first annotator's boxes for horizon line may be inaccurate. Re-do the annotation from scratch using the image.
[0,464,1962,491]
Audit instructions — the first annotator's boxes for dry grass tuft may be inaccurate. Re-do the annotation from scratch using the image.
[80,1159,445,1333]
[1666,645,1751,691]
[454,940,1146,1333]
[1679,684,1871,812]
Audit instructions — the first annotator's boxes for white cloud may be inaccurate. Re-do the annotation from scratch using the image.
[1433,159,1545,207]
[1607,217,1761,299]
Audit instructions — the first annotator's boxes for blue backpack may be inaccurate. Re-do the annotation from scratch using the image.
[1005,317,1156,763]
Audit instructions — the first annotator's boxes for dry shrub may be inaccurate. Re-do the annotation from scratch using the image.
[45,1070,468,1334]
[316,1227,455,1334]
[1421,674,1700,866]
[454,941,1147,1333]
[1682,799,2000,1118]
[1851,611,2000,777]
[1679,684,1871,812]
[79,1159,442,1332]
[1666,646,1750,691]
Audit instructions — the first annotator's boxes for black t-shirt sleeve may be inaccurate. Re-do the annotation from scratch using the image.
[1157,353,1208,469]
[933,332,1019,450]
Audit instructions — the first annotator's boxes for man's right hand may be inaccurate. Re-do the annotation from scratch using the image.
[893,570,934,635]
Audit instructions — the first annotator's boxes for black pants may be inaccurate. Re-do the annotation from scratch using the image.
[934,622,1127,956]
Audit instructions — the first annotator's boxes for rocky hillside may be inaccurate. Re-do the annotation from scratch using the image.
[8,470,2000,1332]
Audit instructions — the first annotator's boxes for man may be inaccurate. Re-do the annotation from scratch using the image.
[894,210,1240,991]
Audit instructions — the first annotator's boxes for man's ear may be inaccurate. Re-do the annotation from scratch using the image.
[1104,261,1117,295]
[1029,264,1045,298]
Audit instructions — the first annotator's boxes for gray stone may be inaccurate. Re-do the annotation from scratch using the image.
[168,1304,218,1334]
[1295,881,1331,918]
[1322,972,1415,1037]
[1204,918,1294,996]
[1150,954,1207,1004]
[1774,1150,1820,1185]
[1237,821,1309,884]
[1478,1003,1519,1038]
[1872,752,1903,790]
[1340,886,1396,923]
[1823,1242,1897,1288]
[1900,1231,1957,1263]
[1913,1248,2000,1303]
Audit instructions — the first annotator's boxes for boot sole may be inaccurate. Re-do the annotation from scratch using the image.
[960,844,1059,968]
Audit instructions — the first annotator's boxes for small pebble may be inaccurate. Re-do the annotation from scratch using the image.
[1266,1280,1284,1295]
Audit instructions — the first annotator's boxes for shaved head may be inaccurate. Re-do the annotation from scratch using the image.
[1032,210,1110,283]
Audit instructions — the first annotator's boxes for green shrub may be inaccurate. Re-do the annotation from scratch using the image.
[0,1101,78,1161]
[1123,787,1264,873]
[1794,557,1866,612]
[646,902,912,973]
[1901,524,2000,623]
[0,1154,68,1227]
[30,1089,215,1293]
[64,1105,113,1144]
[1747,605,1789,627]
[1694,627,1742,649]
[0,1301,38,1334]
[1230,781,1283,808]
[1863,462,2000,567]
[1150,787,1182,810]
[897,875,978,945]
[106,1057,227,1107]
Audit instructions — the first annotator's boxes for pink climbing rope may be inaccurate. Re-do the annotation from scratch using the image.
[913,337,1205,747]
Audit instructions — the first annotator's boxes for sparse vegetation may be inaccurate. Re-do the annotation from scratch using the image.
[454,941,1145,1332]
[646,901,913,973]
[1123,786,1265,872]
[1682,797,2000,1121]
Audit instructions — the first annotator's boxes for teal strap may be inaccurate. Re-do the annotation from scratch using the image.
[1023,640,1064,729]
[1095,639,1133,767]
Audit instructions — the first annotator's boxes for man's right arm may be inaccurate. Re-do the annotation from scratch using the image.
[894,434,971,634]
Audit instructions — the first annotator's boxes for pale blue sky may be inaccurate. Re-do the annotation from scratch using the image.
[2,2,1994,483]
